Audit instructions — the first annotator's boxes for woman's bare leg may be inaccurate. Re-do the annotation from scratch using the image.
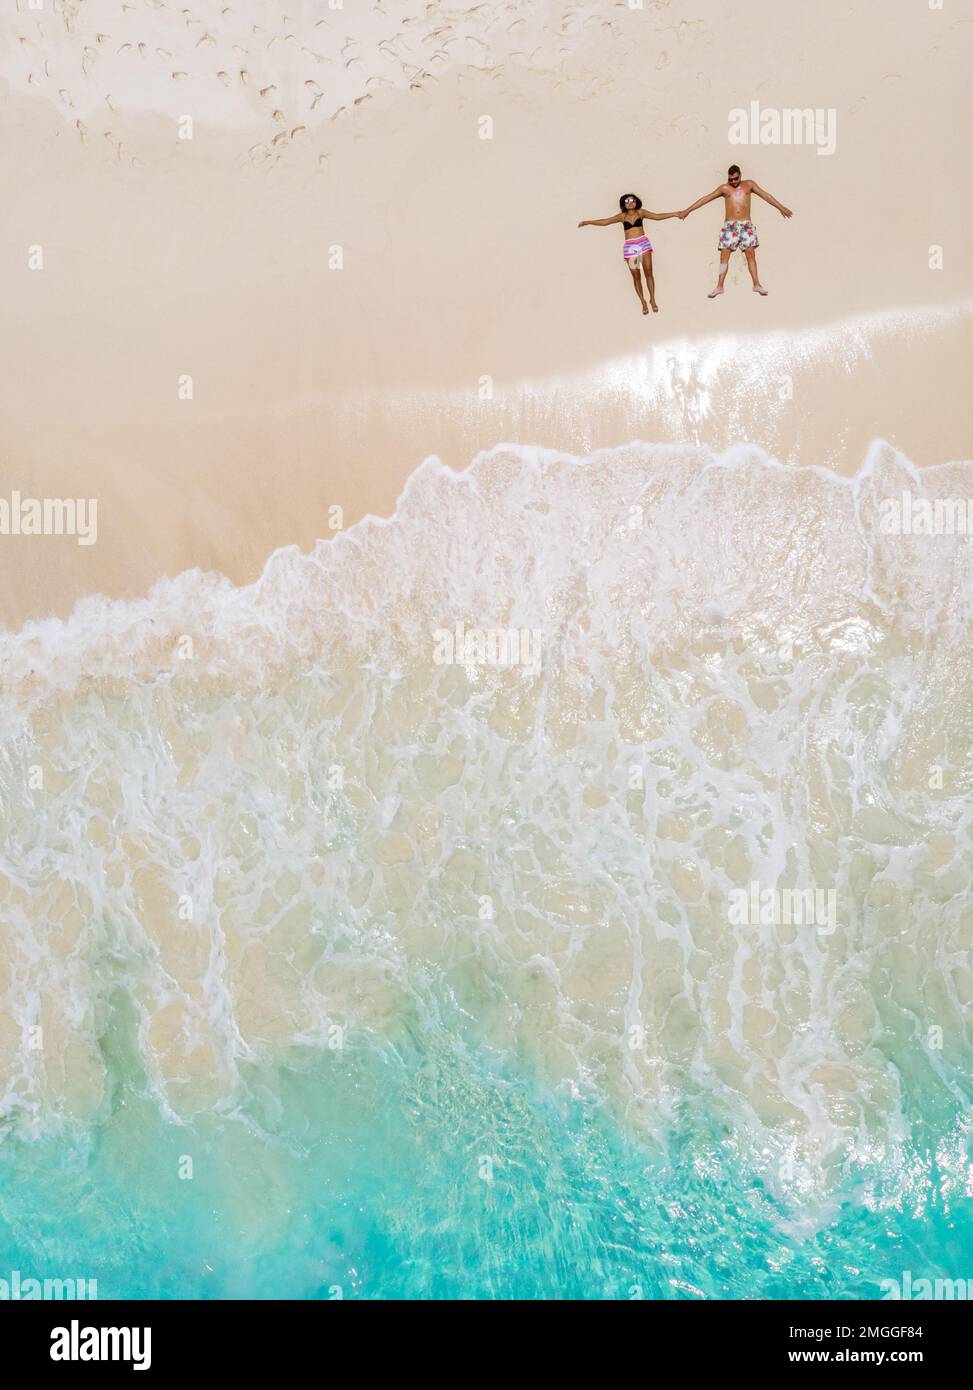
[628,265,649,314]
[641,250,658,311]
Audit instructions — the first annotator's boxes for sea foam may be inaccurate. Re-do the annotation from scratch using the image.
[0,441,971,1218]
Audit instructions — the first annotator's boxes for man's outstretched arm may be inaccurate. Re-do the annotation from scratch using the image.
[752,183,793,217]
[679,186,724,219]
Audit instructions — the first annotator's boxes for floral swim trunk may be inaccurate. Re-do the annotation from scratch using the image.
[623,235,652,261]
[718,220,759,251]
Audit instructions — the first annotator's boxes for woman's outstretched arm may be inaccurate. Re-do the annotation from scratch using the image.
[641,209,680,220]
[577,212,626,227]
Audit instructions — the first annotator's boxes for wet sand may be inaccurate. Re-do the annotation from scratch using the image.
[0,0,970,628]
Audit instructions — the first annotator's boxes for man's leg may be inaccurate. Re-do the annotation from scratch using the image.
[744,248,768,295]
[641,251,658,311]
[628,264,649,313]
[708,249,731,297]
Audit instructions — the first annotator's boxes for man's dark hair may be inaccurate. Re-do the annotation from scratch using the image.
[727,164,741,176]
[618,193,642,211]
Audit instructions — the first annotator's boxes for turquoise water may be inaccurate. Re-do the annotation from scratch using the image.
[2,445,972,1300]
[2,999,969,1300]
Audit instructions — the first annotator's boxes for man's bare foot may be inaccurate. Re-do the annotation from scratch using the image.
[753,284,768,295]
[641,302,649,315]
[650,301,659,312]
[707,286,724,298]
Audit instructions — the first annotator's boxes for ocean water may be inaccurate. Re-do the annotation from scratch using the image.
[1,441,972,1299]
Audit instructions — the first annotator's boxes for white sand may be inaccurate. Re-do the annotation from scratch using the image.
[0,0,970,626]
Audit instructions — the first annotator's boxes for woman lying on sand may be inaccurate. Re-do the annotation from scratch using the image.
[578,193,680,314]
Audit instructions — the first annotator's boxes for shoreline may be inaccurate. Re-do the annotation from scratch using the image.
[1,0,970,628]
[2,301,970,632]
[3,435,971,703]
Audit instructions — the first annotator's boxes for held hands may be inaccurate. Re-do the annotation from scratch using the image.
[678,209,690,220]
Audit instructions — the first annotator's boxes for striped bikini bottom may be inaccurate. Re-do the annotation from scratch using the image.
[623,235,652,261]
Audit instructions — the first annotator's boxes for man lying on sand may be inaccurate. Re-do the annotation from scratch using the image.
[578,193,681,314]
[679,165,792,297]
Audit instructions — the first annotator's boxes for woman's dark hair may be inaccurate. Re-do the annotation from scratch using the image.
[618,193,642,211]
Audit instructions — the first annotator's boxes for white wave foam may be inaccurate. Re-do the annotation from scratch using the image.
[0,440,971,1206]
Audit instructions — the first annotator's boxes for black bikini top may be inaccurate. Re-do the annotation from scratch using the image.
[623,214,644,229]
